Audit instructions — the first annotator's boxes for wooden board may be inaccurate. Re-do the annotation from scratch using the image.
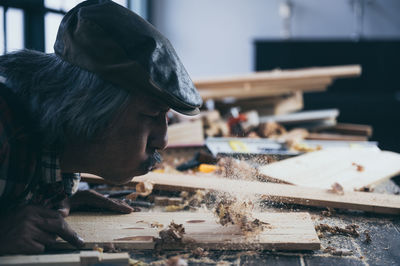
[259,109,339,125]
[167,120,204,147]
[0,251,129,266]
[317,123,373,137]
[305,132,368,141]
[194,65,361,87]
[215,91,303,116]
[81,173,400,215]
[259,148,400,190]
[54,212,319,251]
[198,77,330,100]
[194,65,361,100]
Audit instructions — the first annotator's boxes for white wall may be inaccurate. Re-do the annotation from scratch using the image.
[151,0,400,78]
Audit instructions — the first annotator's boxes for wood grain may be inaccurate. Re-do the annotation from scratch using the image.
[81,172,400,215]
[55,212,320,251]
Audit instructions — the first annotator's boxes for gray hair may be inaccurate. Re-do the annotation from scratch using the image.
[0,49,131,148]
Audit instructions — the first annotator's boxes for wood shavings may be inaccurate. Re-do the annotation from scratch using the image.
[126,181,154,200]
[158,222,185,243]
[129,258,148,266]
[191,247,209,258]
[289,141,322,153]
[150,222,164,229]
[321,208,336,217]
[315,223,359,237]
[150,256,188,266]
[257,121,287,138]
[354,186,374,192]
[92,244,103,253]
[352,162,365,172]
[165,256,188,266]
[135,220,164,229]
[327,182,344,195]
[165,205,185,212]
[214,197,269,235]
[323,246,353,256]
[364,230,372,244]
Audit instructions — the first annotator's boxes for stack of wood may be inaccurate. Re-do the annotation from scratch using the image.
[166,65,371,147]
[194,65,361,116]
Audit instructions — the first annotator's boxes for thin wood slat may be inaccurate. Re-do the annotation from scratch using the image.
[194,65,361,86]
[0,251,129,266]
[81,172,400,215]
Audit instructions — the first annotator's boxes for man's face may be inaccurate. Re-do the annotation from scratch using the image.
[61,92,169,184]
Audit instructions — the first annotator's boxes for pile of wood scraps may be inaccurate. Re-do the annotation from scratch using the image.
[165,64,372,153]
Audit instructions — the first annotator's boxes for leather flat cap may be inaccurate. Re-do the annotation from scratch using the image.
[54,0,202,115]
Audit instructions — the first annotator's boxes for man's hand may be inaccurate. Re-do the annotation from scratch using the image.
[0,205,84,254]
[68,190,134,214]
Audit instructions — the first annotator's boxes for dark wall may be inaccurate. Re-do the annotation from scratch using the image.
[255,40,400,152]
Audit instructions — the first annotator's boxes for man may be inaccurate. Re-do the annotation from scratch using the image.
[0,0,202,254]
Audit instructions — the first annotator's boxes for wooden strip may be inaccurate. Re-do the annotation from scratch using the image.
[306,133,368,141]
[167,120,204,147]
[322,123,373,137]
[194,65,361,86]
[199,78,330,100]
[259,148,400,190]
[259,109,339,124]
[0,251,129,266]
[81,173,400,215]
[55,212,320,251]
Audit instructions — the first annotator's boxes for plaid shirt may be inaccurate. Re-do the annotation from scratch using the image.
[0,82,80,213]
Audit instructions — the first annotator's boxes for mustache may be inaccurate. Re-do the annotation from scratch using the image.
[143,150,162,170]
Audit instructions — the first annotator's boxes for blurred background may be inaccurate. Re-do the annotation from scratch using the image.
[0,0,399,151]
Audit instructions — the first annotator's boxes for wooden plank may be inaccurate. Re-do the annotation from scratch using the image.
[259,148,400,191]
[259,109,339,125]
[167,120,204,148]
[215,91,304,116]
[198,77,330,100]
[54,212,319,251]
[81,172,400,215]
[194,65,361,87]
[195,65,361,101]
[305,132,368,141]
[0,251,129,266]
[321,123,373,137]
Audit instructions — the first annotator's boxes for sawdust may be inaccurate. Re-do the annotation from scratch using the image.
[214,193,269,235]
[321,208,336,217]
[327,182,344,195]
[289,141,322,153]
[158,222,185,243]
[352,162,365,172]
[354,186,374,192]
[323,246,353,256]
[191,247,209,258]
[315,223,360,237]
[126,181,154,200]
[216,157,259,181]
[150,256,188,266]
[363,230,372,244]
